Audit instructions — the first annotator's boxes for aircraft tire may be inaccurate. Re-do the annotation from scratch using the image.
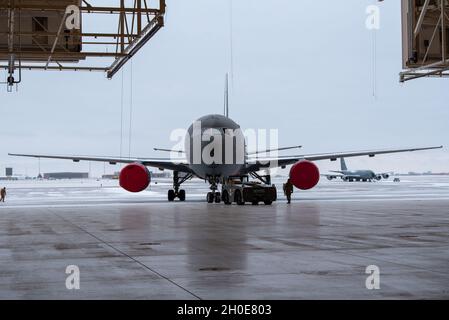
[207,192,214,203]
[179,189,186,201]
[234,191,245,206]
[222,191,232,205]
[214,192,221,203]
[168,190,175,202]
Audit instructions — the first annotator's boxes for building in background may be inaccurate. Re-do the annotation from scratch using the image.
[102,172,120,180]
[43,172,89,180]
[0,167,17,180]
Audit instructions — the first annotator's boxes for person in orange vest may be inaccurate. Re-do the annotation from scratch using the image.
[0,187,6,202]
[283,179,293,204]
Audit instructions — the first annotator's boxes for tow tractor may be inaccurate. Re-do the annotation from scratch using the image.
[221,174,277,205]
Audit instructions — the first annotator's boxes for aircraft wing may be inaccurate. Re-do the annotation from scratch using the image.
[8,153,192,173]
[245,146,443,172]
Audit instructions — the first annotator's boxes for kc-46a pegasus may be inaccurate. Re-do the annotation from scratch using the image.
[9,78,443,204]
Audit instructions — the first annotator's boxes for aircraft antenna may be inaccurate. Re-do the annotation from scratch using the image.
[224,73,229,118]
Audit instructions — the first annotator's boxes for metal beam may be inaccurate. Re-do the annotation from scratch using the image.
[0,31,139,38]
[0,65,107,72]
[0,51,127,58]
[442,0,446,63]
[0,4,160,14]
[120,0,125,53]
[414,0,431,38]
[7,0,14,75]
[400,67,449,82]
[137,0,142,34]
[400,57,449,82]
[45,12,69,69]
[107,15,164,79]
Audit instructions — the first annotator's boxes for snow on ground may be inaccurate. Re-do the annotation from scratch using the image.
[0,176,448,207]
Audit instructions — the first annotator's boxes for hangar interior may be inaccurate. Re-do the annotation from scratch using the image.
[401,0,449,81]
[0,0,166,90]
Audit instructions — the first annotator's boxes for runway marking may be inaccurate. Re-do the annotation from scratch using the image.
[50,211,202,300]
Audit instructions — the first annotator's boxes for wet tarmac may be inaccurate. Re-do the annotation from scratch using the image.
[0,176,448,299]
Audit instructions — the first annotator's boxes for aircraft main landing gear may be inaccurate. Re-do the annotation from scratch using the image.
[168,171,192,202]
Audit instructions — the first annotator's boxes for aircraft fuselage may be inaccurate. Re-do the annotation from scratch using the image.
[185,114,247,180]
[340,170,377,180]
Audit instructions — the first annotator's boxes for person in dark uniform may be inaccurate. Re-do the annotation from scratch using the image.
[283,179,293,204]
[0,187,6,202]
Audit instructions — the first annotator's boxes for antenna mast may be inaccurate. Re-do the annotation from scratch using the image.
[224,73,229,118]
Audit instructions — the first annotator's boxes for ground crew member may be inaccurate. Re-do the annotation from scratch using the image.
[283,179,293,204]
[0,187,6,202]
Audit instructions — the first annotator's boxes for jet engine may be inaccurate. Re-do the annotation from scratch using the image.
[289,160,320,190]
[119,163,151,193]
[375,175,382,181]
[382,173,390,179]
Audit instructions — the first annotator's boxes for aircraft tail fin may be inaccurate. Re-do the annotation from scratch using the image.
[340,157,348,171]
[224,73,229,118]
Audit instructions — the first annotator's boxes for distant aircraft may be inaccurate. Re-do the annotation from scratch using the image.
[8,77,443,204]
[323,158,392,182]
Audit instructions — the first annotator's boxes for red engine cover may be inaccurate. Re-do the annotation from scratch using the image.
[119,163,151,193]
[289,160,320,190]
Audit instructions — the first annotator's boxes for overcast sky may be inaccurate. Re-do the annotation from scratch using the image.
[0,0,448,177]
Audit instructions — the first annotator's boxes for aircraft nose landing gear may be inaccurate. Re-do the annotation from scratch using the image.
[206,177,221,203]
[206,192,221,203]
[168,171,192,202]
